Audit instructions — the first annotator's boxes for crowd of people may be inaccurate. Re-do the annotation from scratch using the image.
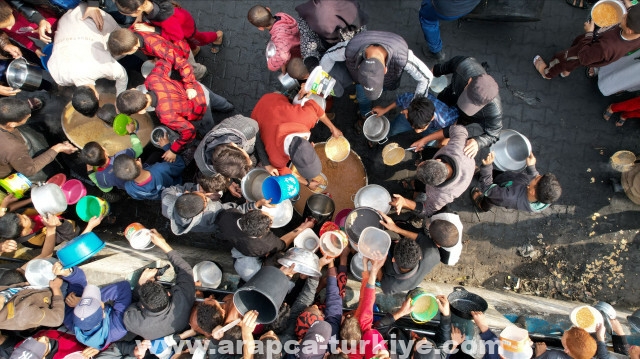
[0,0,637,358]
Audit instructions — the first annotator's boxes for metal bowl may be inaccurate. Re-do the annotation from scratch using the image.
[31,183,67,216]
[241,168,270,202]
[490,129,531,172]
[278,247,321,277]
[344,206,383,250]
[261,199,294,228]
[278,73,299,91]
[363,113,390,143]
[349,252,372,281]
[325,136,350,162]
[353,184,391,214]
[265,40,277,60]
[193,261,222,288]
[591,0,626,27]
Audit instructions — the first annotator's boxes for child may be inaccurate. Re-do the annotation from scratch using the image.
[247,5,300,73]
[0,0,57,56]
[114,0,222,55]
[603,95,640,127]
[80,121,142,192]
[472,152,562,213]
[113,134,185,200]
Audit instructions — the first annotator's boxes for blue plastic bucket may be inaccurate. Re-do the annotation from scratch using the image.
[261,174,300,204]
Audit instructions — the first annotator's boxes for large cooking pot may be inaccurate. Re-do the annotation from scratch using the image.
[447,286,488,319]
[363,112,390,144]
[344,206,383,250]
[6,57,43,91]
[352,184,391,214]
[241,168,270,202]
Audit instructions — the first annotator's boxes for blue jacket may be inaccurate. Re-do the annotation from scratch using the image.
[125,144,185,201]
[62,268,132,349]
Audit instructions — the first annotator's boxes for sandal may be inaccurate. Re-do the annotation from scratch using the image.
[616,117,627,127]
[585,67,598,79]
[603,106,614,121]
[566,0,591,9]
[533,55,550,80]
[470,187,487,212]
[211,31,224,54]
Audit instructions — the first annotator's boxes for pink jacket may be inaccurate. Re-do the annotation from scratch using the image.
[267,12,301,71]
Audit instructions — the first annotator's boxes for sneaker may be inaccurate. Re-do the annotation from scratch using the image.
[192,63,208,80]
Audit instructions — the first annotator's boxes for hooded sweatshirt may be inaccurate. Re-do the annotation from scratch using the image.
[161,183,256,235]
[267,12,301,72]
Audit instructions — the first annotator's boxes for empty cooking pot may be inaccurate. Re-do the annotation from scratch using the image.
[6,57,43,91]
[241,168,270,202]
[447,286,488,319]
[344,207,383,250]
[278,247,321,277]
[353,184,391,214]
[233,266,290,324]
[490,129,532,172]
[278,73,299,91]
[363,112,390,144]
[31,183,67,216]
[303,194,335,229]
[193,261,223,288]
[150,126,180,149]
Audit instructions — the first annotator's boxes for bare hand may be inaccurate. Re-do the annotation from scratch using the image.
[390,194,408,215]
[595,323,606,342]
[370,257,386,273]
[451,326,464,347]
[436,295,450,316]
[410,137,428,152]
[1,193,18,207]
[2,44,22,59]
[149,229,169,248]
[126,122,137,134]
[300,217,316,230]
[584,19,595,33]
[372,106,389,117]
[52,261,73,277]
[186,88,197,100]
[256,198,274,209]
[65,292,81,307]
[330,127,343,139]
[264,165,279,176]
[463,138,478,158]
[378,211,400,233]
[54,141,78,154]
[133,23,155,33]
[307,179,320,191]
[318,255,333,268]
[241,310,259,333]
[280,262,296,277]
[211,325,225,340]
[470,311,488,333]
[133,340,150,359]
[0,85,19,96]
[138,267,158,285]
[296,87,311,101]
[228,182,242,198]
[1,240,17,253]
[38,20,53,43]
[49,277,63,291]
[398,297,415,317]
[83,7,104,31]
[526,152,536,167]
[535,342,547,357]
[82,347,100,358]
[157,134,170,147]
[162,149,177,163]
[482,152,495,166]
[41,214,62,228]
[84,215,103,232]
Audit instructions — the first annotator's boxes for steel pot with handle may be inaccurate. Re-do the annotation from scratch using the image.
[6,57,43,91]
[447,286,488,319]
[362,112,390,144]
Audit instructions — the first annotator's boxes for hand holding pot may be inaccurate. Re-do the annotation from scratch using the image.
[471,311,489,333]
[378,211,400,233]
[0,239,17,253]
[526,152,536,167]
[482,152,495,166]
[390,194,409,215]
[150,229,172,253]
[436,295,450,316]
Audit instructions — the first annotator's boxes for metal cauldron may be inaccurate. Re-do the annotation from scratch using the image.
[6,57,43,91]
[241,168,270,202]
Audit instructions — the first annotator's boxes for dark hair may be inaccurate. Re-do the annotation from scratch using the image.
[626,5,640,34]
[238,210,271,237]
[0,97,31,125]
[196,172,230,193]
[254,339,283,359]
[286,57,309,81]
[80,142,108,167]
[407,97,436,130]
[113,154,140,181]
[247,5,274,28]
[96,104,117,126]
[116,89,148,115]
[536,173,561,204]
[0,213,24,239]
[0,0,12,24]
[175,193,205,219]
[211,144,251,179]
[429,220,458,248]
[72,86,100,117]
[114,0,143,14]
[221,326,243,353]
[393,237,421,270]
[196,303,224,334]
[107,28,139,57]
[0,269,26,286]
[340,316,361,350]
[138,282,170,312]
[416,160,448,186]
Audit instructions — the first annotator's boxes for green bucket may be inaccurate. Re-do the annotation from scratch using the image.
[407,287,438,323]
[112,114,138,136]
[75,195,110,222]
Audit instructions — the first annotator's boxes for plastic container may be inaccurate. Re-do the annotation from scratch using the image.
[233,266,290,324]
[76,195,110,222]
[304,66,336,98]
[358,227,391,260]
[31,183,67,216]
[57,232,106,269]
[407,287,439,323]
[0,173,32,199]
[292,93,326,110]
[261,174,300,204]
[112,113,138,136]
[499,326,533,359]
[261,199,294,228]
[25,258,56,287]
[60,179,86,205]
[124,223,154,250]
[319,230,348,257]
[293,228,320,252]
[490,130,532,172]
[193,261,222,288]
[429,75,449,94]
[334,208,352,229]
[46,173,67,187]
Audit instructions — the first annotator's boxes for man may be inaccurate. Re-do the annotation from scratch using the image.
[0,273,64,331]
[393,125,476,219]
[123,230,195,339]
[418,0,482,61]
[534,4,640,79]
[472,152,562,213]
[0,97,77,181]
[411,56,501,159]
[320,30,433,120]
[48,3,127,94]
[377,211,463,294]
[251,93,341,188]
